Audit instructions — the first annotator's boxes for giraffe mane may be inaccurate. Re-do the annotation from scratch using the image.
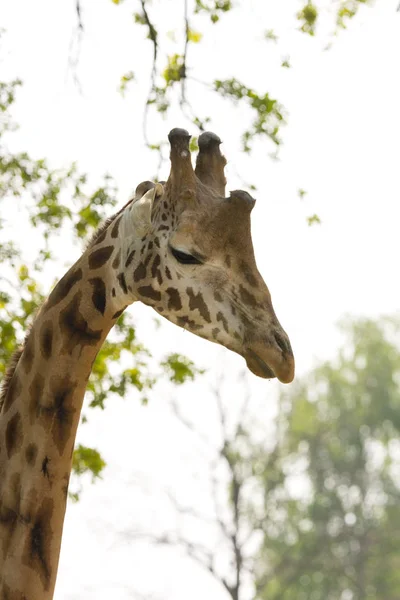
[86,196,137,250]
[85,216,115,249]
[0,195,140,413]
[0,345,24,413]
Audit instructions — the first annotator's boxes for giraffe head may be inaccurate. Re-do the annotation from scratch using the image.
[118,129,294,383]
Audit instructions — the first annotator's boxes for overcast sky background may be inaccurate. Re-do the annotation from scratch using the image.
[1,0,400,598]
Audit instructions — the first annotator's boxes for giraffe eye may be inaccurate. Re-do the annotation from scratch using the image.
[170,247,202,265]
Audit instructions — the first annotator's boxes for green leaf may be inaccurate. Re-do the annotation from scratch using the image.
[118,71,135,95]
[163,54,185,85]
[187,29,203,43]
[297,3,319,36]
[265,29,278,42]
[72,444,106,480]
[161,353,204,385]
[306,213,321,226]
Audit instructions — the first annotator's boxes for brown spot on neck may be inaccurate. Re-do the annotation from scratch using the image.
[46,268,83,311]
[112,249,121,269]
[111,215,122,238]
[5,412,23,459]
[40,321,53,360]
[58,291,102,353]
[36,374,78,456]
[125,249,136,267]
[117,273,128,295]
[89,277,107,315]
[29,373,45,425]
[133,262,147,282]
[22,333,35,374]
[88,246,114,270]
[0,473,21,558]
[23,497,54,590]
[25,443,38,466]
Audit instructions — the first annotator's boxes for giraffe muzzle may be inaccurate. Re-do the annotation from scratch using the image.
[244,330,295,383]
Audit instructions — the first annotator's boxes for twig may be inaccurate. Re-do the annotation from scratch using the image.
[181,0,189,104]
[66,0,84,93]
[140,0,158,148]
[125,528,235,598]
[76,0,84,30]
[170,397,211,448]
[165,489,216,526]
[234,370,252,439]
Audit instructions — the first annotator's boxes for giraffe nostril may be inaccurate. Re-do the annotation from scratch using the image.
[274,331,291,356]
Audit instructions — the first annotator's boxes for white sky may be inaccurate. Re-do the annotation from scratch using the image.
[1,0,400,598]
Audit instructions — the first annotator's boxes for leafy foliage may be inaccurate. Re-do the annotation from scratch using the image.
[297,3,319,36]
[109,0,373,159]
[337,0,370,29]
[161,353,204,385]
[306,213,322,226]
[194,0,233,24]
[0,77,201,495]
[71,445,107,501]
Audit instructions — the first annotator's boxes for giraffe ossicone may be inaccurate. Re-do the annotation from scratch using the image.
[0,127,294,600]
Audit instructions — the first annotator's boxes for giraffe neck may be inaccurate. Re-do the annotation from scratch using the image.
[0,214,138,599]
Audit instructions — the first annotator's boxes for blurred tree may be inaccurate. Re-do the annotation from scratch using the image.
[126,317,400,600]
[255,316,400,600]
[123,372,261,600]
[0,76,201,496]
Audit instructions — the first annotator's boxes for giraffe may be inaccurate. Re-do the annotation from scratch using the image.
[0,128,294,599]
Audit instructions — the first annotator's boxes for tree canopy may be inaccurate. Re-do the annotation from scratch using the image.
[255,317,400,600]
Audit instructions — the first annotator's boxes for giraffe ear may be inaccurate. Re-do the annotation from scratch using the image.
[135,180,155,200]
[131,183,164,235]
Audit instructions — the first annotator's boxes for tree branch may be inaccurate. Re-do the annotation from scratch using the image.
[140,0,158,149]
[75,0,84,31]
[66,0,84,93]
[124,528,235,598]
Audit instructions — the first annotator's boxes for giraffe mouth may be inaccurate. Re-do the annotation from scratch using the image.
[244,344,295,383]
[245,349,277,380]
